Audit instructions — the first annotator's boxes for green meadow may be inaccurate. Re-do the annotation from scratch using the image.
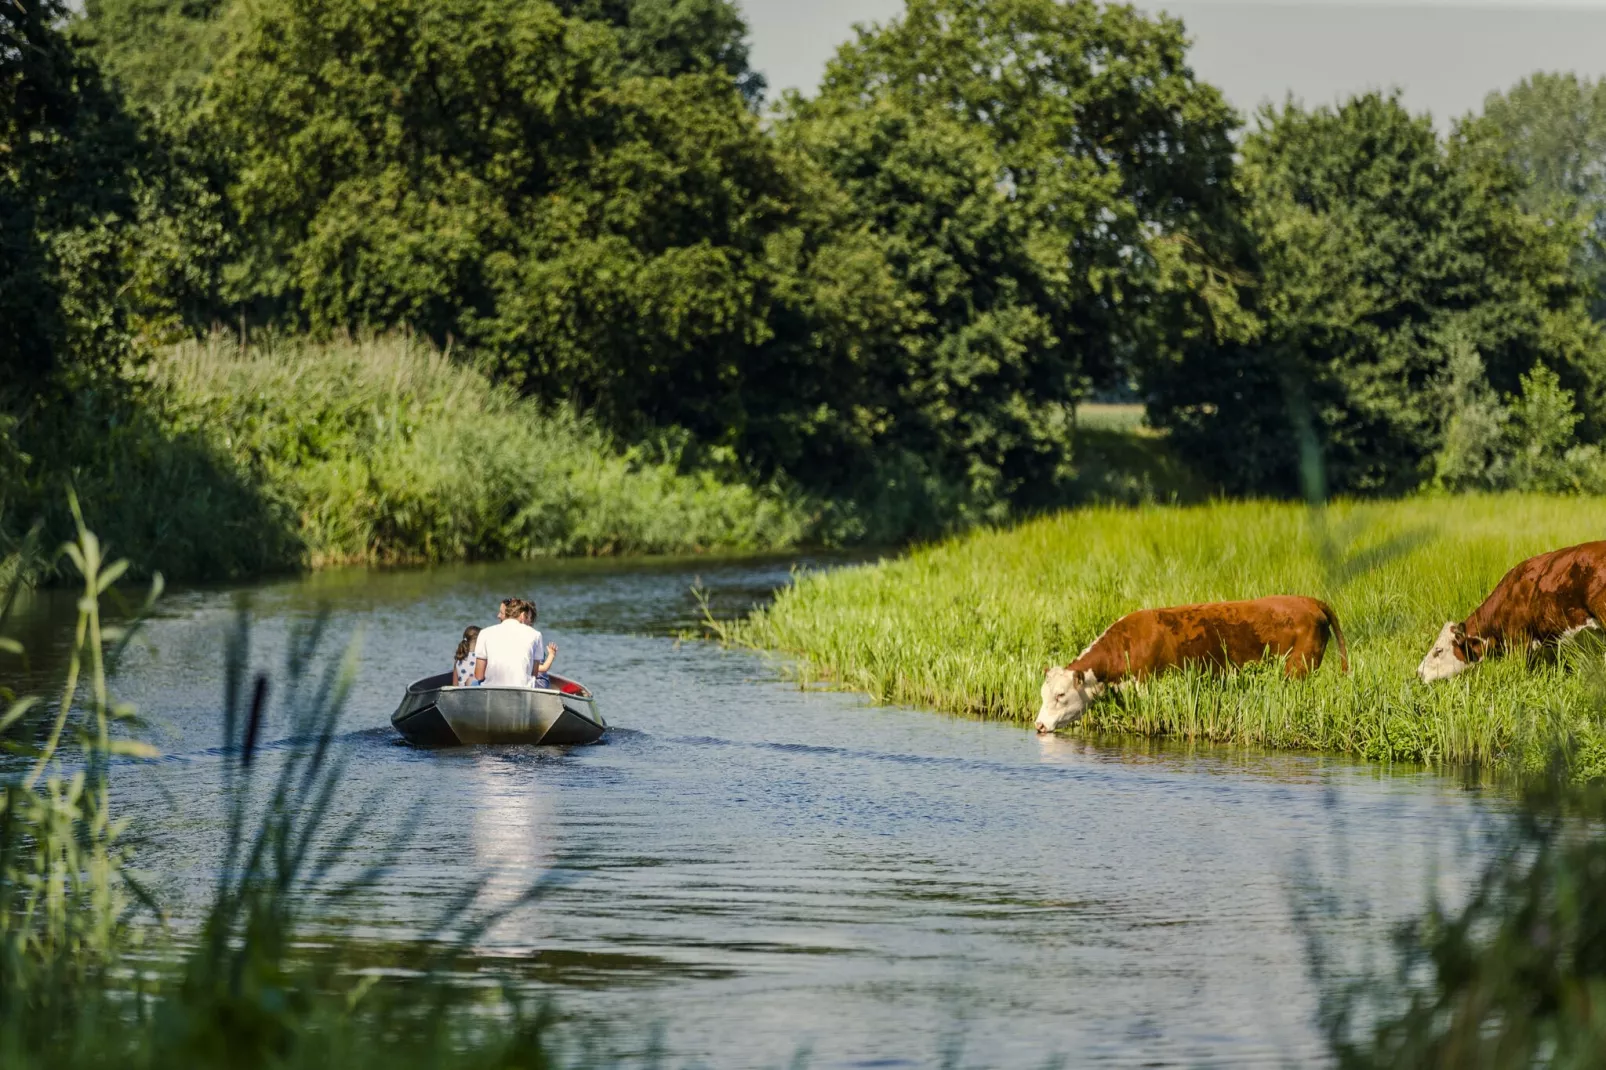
[733,496,1606,775]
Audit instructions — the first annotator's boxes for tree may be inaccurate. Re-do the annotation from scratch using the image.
[1482,72,1606,321]
[555,0,764,104]
[80,0,764,112]
[75,0,228,115]
[781,0,1246,513]
[201,0,898,482]
[1145,93,1606,496]
[1,0,146,398]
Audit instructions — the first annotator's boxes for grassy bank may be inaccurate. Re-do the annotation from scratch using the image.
[3,336,816,582]
[733,496,1606,773]
[154,336,813,568]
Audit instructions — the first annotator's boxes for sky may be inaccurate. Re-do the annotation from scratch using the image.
[743,0,1606,126]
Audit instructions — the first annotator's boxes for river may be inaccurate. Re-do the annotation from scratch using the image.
[8,555,1498,1067]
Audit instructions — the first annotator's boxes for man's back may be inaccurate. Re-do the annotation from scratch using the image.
[473,619,544,687]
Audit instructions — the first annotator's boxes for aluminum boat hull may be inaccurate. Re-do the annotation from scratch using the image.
[391,672,606,746]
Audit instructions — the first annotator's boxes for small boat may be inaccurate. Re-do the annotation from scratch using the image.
[390,672,606,747]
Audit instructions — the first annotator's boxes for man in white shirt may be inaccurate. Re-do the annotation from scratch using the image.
[473,598,545,687]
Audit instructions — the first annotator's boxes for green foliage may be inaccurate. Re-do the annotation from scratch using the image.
[47,0,1606,544]
[73,0,227,114]
[153,335,812,567]
[1147,93,1606,497]
[555,0,764,103]
[1,504,161,1034]
[0,335,812,585]
[732,495,1606,772]
[0,0,147,398]
[1483,71,1606,322]
[1434,335,1606,493]
[2,383,300,583]
[779,0,1244,515]
[199,0,880,485]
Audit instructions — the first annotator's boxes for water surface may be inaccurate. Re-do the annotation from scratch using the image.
[9,556,1496,1067]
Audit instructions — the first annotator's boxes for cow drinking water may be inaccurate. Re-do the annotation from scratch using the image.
[1416,540,1606,683]
[1036,596,1349,734]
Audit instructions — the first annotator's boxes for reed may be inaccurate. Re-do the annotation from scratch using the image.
[2,334,816,584]
[152,334,813,569]
[0,507,581,1068]
[732,495,1606,772]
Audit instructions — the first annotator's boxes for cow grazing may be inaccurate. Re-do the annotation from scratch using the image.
[1416,540,1606,683]
[1035,596,1349,734]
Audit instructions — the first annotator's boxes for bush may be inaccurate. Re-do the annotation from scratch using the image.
[1435,333,1606,493]
[152,334,813,568]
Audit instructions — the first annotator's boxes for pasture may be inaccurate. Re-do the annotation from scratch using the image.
[732,496,1606,775]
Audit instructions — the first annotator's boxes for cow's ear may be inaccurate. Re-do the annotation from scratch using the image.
[1451,622,1467,640]
[1071,670,1085,687]
[1468,636,1492,662]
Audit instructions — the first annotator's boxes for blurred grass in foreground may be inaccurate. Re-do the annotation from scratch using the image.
[1307,751,1606,1067]
[732,495,1606,773]
[0,506,598,1069]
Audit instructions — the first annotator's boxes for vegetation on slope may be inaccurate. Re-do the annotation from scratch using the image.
[734,495,1606,773]
[153,335,812,569]
[2,335,812,583]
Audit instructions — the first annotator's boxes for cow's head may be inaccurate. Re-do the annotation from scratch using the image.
[1416,621,1490,683]
[1037,666,1096,733]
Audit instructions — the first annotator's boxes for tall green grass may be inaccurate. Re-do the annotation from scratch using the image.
[732,496,1606,772]
[152,334,813,568]
[3,335,816,584]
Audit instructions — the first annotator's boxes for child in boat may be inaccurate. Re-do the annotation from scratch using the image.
[453,625,481,686]
[517,599,558,688]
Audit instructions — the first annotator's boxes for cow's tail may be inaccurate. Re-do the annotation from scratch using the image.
[1319,600,1350,674]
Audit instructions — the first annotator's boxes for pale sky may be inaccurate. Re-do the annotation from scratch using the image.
[744,1,1606,126]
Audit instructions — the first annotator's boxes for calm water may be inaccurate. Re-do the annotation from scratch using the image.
[9,557,1497,1067]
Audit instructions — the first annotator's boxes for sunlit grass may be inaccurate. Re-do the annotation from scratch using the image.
[149,333,814,568]
[732,495,1606,772]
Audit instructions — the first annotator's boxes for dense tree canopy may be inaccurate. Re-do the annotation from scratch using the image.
[1,0,146,397]
[782,0,1245,510]
[1483,73,1606,321]
[555,0,764,103]
[201,0,901,485]
[1145,93,1605,496]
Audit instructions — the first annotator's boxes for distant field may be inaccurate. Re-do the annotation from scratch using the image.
[1074,402,1149,435]
[1067,403,1206,505]
[732,496,1606,775]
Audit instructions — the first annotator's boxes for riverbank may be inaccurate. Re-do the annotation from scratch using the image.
[732,496,1606,774]
[1,336,815,582]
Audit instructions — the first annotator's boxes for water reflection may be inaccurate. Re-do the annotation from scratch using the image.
[466,751,557,925]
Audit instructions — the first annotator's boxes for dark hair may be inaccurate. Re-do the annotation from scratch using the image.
[521,597,538,623]
[455,625,481,662]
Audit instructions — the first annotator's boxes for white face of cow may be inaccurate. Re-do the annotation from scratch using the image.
[1037,667,1095,733]
[1417,621,1474,683]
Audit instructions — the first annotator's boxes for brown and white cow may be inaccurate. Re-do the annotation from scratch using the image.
[1036,596,1349,734]
[1416,541,1606,683]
